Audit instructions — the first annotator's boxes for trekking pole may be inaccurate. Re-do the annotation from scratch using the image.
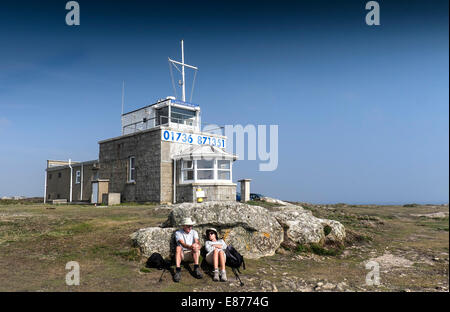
[232,268,244,287]
[159,268,166,282]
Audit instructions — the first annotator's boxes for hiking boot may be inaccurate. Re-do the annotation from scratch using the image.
[213,270,220,282]
[193,267,203,279]
[174,270,181,282]
[220,270,227,282]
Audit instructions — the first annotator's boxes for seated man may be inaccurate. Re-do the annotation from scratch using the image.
[173,217,203,282]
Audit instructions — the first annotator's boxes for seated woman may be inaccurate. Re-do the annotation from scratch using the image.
[204,228,228,282]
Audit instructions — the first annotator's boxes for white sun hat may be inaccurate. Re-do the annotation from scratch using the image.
[181,217,196,226]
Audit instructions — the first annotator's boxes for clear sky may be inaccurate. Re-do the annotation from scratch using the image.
[0,0,448,204]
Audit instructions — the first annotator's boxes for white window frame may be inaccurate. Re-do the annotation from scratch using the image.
[75,170,81,184]
[128,156,136,182]
[181,160,194,183]
[180,158,232,184]
[196,159,215,182]
[217,159,232,181]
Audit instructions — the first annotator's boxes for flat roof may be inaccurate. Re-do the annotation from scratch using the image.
[121,99,199,117]
[46,159,99,171]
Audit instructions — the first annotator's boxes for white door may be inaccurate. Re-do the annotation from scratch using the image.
[91,182,98,204]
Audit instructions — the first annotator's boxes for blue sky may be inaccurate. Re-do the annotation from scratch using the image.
[0,0,448,204]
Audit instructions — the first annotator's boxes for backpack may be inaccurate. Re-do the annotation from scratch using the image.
[224,245,246,286]
[146,253,170,270]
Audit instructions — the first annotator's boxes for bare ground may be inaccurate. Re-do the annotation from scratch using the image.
[0,202,448,292]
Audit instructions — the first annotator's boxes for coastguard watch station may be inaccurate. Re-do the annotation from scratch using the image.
[45,41,238,205]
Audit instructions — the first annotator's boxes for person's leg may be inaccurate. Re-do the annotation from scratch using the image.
[191,245,202,279]
[192,244,200,265]
[193,247,200,265]
[174,246,183,282]
[218,250,227,282]
[213,248,219,270]
[208,249,219,281]
[175,246,183,268]
[218,250,226,271]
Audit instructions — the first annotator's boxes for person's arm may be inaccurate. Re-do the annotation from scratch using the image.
[177,238,191,250]
[176,231,194,250]
[179,238,200,251]
[205,241,214,253]
[220,239,227,250]
[210,240,226,250]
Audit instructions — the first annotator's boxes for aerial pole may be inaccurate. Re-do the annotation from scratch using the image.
[121,80,125,115]
[168,40,198,103]
[181,40,185,102]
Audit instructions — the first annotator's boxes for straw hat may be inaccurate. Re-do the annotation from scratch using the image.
[181,217,196,226]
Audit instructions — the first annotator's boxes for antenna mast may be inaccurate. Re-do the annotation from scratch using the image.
[168,40,198,102]
[181,40,185,102]
[121,80,125,115]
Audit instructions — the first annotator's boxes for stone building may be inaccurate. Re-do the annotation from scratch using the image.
[45,159,99,202]
[45,40,238,204]
[45,98,237,204]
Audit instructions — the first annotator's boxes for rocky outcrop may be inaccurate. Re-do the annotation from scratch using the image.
[131,200,346,259]
[131,227,177,258]
[273,205,345,247]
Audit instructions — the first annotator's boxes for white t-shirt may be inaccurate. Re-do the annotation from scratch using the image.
[175,229,199,251]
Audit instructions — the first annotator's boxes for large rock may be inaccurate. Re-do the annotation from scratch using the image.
[132,201,284,259]
[131,200,346,259]
[273,206,346,246]
[131,227,177,258]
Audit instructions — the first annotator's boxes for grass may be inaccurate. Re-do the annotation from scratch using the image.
[323,225,332,236]
[296,243,343,256]
[403,203,419,207]
[416,217,449,232]
[0,197,43,205]
[0,202,448,291]
[140,267,152,273]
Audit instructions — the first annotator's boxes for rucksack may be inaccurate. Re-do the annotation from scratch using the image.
[146,253,170,270]
[224,245,246,286]
[225,245,246,269]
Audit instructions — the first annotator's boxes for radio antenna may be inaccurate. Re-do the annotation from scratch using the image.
[168,40,198,102]
[121,80,125,115]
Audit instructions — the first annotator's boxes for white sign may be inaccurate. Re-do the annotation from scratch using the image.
[161,129,226,148]
[196,190,205,198]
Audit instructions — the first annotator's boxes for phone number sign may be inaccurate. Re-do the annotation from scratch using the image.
[161,130,226,148]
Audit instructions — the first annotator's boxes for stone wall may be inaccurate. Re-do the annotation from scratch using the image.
[176,183,236,202]
[46,167,70,201]
[71,163,97,201]
[99,128,162,202]
[160,141,173,204]
[46,162,98,202]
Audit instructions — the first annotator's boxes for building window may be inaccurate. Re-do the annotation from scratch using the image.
[180,159,232,183]
[75,170,81,184]
[48,173,52,180]
[58,172,62,178]
[196,159,214,180]
[181,160,194,182]
[128,156,136,182]
[171,107,196,126]
[217,160,231,180]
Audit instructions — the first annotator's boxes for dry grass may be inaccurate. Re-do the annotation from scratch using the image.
[0,202,448,291]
